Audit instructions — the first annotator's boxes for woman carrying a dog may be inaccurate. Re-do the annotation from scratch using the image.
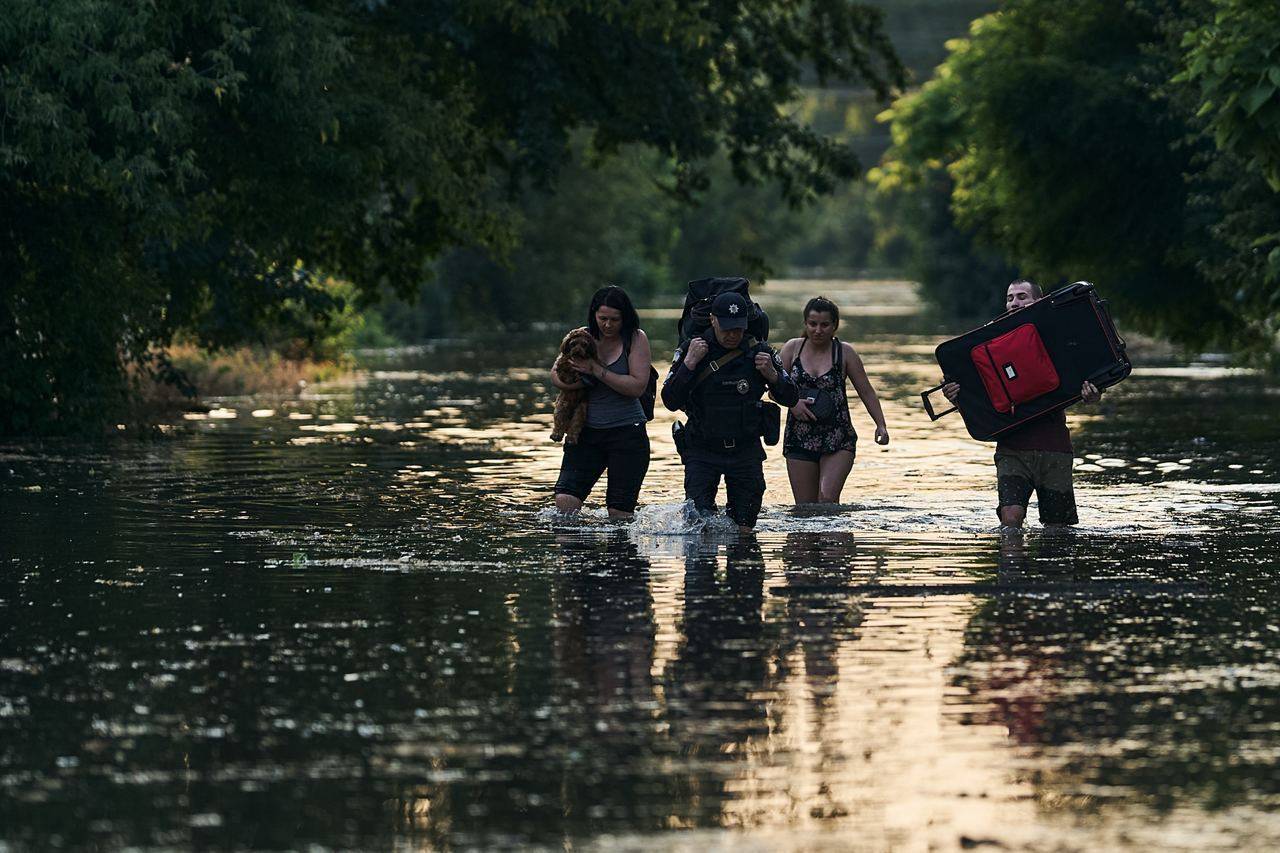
[778,296,889,505]
[550,285,652,519]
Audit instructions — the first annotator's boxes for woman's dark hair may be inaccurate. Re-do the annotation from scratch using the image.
[802,296,840,335]
[587,285,641,338]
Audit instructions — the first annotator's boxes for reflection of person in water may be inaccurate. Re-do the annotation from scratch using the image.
[550,532,662,831]
[963,533,1090,747]
[665,538,770,824]
[775,531,874,819]
[971,536,1260,810]
[554,532,657,714]
[777,532,870,677]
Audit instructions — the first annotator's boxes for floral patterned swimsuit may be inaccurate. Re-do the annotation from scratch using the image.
[783,337,857,458]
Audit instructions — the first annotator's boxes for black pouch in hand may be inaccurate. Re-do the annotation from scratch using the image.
[805,389,840,425]
[794,337,844,425]
[759,402,781,445]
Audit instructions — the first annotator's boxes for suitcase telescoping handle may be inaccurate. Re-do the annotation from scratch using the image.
[1047,281,1095,308]
[921,381,957,421]
[1096,298,1127,352]
[1086,363,1129,388]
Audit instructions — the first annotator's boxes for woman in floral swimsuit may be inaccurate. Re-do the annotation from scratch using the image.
[778,297,890,504]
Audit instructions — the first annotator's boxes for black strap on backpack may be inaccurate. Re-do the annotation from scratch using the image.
[833,337,846,402]
[792,338,848,425]
[622,333,659,421]
[691,336,758,388]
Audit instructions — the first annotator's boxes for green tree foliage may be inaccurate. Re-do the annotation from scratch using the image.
[1178,0,1280,192]
[388,142,681,339]
[874,168,1019,320]
[879,1,1234,343]
[878,0,1280,358]
[0,0,903,433]
[1177,0,1280,350]
[667,154,809,285]
[377,144,809,341]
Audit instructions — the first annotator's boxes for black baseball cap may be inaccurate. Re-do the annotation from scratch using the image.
[711,292,749,330]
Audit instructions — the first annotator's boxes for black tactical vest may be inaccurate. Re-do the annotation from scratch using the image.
[687,338,770,441]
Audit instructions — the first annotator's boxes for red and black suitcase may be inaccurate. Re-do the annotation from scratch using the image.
[921,281,1130,441]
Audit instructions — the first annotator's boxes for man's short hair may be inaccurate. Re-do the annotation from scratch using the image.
[1008,278,1042,298]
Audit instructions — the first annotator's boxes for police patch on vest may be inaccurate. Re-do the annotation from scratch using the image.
[736,379,750,395]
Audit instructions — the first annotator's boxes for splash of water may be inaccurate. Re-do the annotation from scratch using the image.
[629,500,739,536]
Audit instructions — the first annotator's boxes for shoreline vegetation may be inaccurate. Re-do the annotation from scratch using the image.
[127,294,394,428]
[136,343,351,412]
[123,278,1204,436]
[2,2,908,437]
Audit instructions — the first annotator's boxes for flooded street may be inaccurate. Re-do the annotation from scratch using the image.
[2,280,1279,850]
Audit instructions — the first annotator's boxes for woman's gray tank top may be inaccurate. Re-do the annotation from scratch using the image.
[586,336,645,429]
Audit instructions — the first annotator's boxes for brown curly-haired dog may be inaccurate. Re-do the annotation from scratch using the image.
[550,327,597,443]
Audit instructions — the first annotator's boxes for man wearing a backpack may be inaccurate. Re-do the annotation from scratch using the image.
[662,292,799,532]
[942,279,1102,529]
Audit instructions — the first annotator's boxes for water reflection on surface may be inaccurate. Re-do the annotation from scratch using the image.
[2,280,1279,850]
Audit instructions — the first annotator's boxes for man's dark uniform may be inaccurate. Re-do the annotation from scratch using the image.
[661,296,798,528]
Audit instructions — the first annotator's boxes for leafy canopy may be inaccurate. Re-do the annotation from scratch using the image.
[878,0,1280,357]
[0,0,904,433]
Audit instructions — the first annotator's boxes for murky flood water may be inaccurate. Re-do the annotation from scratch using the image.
[2,280,1279,850]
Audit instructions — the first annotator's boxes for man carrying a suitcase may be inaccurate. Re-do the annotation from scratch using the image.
[943,279,1102,528]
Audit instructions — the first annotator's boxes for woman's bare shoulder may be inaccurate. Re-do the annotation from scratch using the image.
[841,340,868,370]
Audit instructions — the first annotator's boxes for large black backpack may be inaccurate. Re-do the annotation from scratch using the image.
[677,276,770,343]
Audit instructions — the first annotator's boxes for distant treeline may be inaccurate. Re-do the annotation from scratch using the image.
[376,0,1001,339]
[0,0,903,434]
[386,0,1280,365]
[369,136,913,344]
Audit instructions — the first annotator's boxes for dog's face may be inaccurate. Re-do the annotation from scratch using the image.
[560,327,596,361]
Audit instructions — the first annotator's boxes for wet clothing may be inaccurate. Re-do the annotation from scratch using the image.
[995,409,1072,454]
[682,446,769,528]
[662,334,798,528]
[994,448,1079,524]
[583,335,645,429]
[554,330,650,512]
[554,424,650,512]
[992,409,1075,522]
[783,337,857,462]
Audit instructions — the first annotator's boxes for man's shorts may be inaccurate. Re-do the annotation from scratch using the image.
[994,449,1079,525]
